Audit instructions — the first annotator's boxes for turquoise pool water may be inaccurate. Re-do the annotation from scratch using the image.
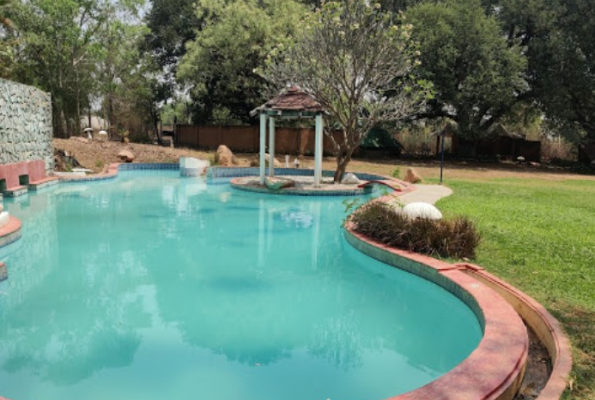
[0,171,482,400]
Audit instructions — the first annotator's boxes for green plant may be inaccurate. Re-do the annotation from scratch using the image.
[350,202,480,259]
[95,159,104,169]
[342,198,362,214]
[392,168,401,178]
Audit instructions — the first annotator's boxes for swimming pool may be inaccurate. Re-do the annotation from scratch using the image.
[0,170,482,400]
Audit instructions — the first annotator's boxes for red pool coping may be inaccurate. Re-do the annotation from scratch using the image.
[0,215,22,249]
[344,223,529,400]
[456,264,573,400]
[345,193,572,400]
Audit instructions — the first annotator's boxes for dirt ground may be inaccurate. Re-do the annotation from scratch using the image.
[54,137,595,181]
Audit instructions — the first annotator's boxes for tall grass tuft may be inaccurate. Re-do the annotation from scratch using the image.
[350,202,480,259]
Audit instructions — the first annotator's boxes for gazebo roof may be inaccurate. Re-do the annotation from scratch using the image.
[250,86,325,117]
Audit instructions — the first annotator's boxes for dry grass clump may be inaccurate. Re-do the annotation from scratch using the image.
[350,202,480,259]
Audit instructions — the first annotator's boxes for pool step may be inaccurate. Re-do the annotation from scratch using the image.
[29,176,60,191]
[3,185,28,197]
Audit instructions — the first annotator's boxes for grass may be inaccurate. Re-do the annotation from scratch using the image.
[435,177,595,400]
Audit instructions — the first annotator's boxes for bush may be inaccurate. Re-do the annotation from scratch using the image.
[350,202,480,259]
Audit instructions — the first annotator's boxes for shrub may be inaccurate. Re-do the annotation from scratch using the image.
[350,202,480,259]
[391,168,401,178]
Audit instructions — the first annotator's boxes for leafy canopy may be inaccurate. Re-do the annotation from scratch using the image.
[178,0,306,125]
[407,0,527,144]
[491,0,595,146]
[0,0,16,78]
[264,0,429,181]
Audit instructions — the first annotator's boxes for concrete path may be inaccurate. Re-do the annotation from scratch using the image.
[398,184,453,205]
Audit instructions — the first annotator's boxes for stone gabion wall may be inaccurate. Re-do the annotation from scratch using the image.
[0,78,54,173]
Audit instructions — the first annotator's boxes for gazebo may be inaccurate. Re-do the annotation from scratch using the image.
[250,86,326,187]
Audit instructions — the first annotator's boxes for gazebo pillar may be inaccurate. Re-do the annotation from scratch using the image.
[259,113,267,185]
[314,114,323,187]
[268,117,276,177]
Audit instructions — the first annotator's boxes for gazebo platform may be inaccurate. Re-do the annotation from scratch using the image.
[231,175,378,196]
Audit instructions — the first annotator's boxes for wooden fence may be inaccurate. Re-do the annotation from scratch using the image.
[175,124,341,155]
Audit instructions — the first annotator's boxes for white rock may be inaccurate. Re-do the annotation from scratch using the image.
[71,168,92,174]
[517,156,525,162]
[180,157,210,177]
[341,173,360,185]
[0,211,10,229]
[402,202,443,220]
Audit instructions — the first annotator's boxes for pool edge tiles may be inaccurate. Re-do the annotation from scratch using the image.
[58,163,180,184]
[343,224,529,400]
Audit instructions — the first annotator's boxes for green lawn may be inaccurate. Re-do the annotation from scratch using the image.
[435,178,595,400]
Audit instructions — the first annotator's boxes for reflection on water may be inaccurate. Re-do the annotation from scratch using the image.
[0,171,481,400]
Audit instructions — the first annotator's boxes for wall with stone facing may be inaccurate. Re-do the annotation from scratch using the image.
[0,78,54,173]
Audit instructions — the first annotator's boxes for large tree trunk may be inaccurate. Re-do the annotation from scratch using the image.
[333,148,354,182]
[108,94,115,141]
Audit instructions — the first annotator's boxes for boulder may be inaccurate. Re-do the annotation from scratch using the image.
[180,157,210,177]
[264,176,295,190]
[404,168,422,184]
[117,150,135,163]
[216,145,238,166]
[341,173,360,185]
[402,202,442,220]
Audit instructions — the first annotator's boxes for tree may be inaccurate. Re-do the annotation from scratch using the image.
[407,0,527,153]
[7,0,155,139]
[299,0,421,12]
[95,0,154,140]
[263,0,428,182]
[177,0,306,125]
[0,0,16,78]
[7,0,107,137]
[488,0,595,155]
[143,0,202,112]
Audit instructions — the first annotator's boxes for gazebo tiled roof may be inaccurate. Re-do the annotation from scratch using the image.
[251,86,325,116]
